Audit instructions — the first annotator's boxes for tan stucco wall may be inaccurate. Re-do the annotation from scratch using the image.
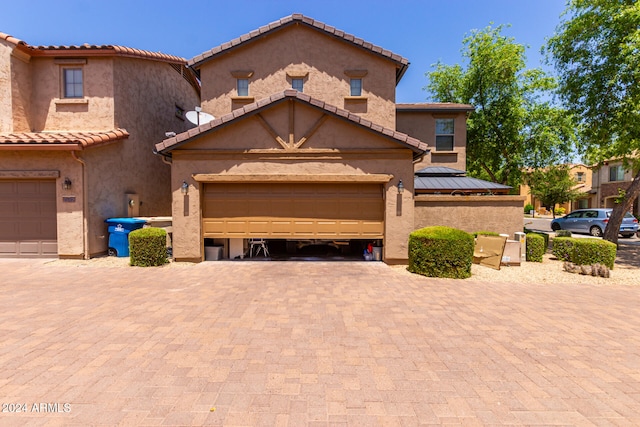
[198,25,398,129]
[0,40,14,132]
[414,195,525,239]
[79,57,200,256]
[169,103,415,262]
[0,151,85,256]
[396,110,467,171]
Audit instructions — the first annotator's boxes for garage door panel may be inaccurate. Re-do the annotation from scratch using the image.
[203,183,384,239]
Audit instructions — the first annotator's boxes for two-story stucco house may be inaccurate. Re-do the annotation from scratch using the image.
[591,158,639,216]
[0,33,200,258]
[155,14,522,264]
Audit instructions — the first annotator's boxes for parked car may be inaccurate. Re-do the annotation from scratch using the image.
[551,208,639,238]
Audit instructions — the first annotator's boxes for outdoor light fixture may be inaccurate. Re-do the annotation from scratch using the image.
[181,181,189,195]
[63,177,72,190]
[397,179,404,194]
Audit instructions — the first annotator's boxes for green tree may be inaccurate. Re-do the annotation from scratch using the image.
[546,0,640,243]
[426,25,576,189]
[527,165,583,218]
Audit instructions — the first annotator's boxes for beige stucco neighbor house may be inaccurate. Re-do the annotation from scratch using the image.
[156,14,524,264]
[520,164,594,215]
[591,158,639,216]
[0,32,199,258]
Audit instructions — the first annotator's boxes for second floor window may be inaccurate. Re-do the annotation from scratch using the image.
[435,118,455,151]
[292,78,304,92]
[575,171,585,182]
[63,68,83,98]
[237,78,249,96]
[350,78,362,96]
[609,165,624,181]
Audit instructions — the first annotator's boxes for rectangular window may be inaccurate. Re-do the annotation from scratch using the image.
[578,199,588,209]
[350,78,362,96]
[435,118,455,151]
[575,172,585,182]
[609,165,624,181]
[292,78,304,92]
[237,78,249,96]
[63,68,83,98]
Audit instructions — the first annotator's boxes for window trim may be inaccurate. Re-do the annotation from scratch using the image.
[435,118,455,151]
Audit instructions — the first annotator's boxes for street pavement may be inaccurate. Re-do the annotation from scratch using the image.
[0,259,639,425]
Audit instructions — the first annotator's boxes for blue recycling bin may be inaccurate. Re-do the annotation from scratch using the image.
[105,217,147,257]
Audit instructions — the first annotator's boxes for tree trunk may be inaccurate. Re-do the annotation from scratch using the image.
[603,169,640,244]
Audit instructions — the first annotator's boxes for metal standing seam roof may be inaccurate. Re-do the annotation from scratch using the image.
[188,14,410,83]
[414,167,511,192]
[0,129,129,150]
[414,175,512,191]
[155,90,428,155]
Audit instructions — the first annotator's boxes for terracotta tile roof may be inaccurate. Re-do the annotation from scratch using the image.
[396,103,475,112]
[1,31,186,63]
[0,129,129,150]
[156,90,428,155]
[188,14,410,82]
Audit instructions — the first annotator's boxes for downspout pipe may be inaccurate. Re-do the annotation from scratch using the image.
[71,151,89,259]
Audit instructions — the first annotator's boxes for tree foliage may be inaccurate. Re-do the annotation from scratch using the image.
[546,0,640,243]
[426,25,576,188]
[527,165,583,218]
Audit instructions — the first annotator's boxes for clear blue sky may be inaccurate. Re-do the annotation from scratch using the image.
[1,0,567,103]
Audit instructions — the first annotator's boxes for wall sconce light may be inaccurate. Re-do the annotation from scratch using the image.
[397,179,404,194]
[181,181,189,195]
[63,177,72,190]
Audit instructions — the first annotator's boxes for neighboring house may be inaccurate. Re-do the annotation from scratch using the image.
[520,164,593,215]
[156,14,524,263]
[0,32,200,258]
[591,158,639,216]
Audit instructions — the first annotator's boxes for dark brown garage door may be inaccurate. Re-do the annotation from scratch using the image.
[203,183,384,239]
[0,180,57,257]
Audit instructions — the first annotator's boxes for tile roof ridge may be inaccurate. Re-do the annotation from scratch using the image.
[188,13,409,70]
[157,90,427,154]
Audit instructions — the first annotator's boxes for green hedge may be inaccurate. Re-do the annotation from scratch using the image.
[552,237,574,261]
[525,233,545,262]
[556,230,572,237]
[570,238,617,269]
[551,237,617,269]
[408,226,474,279]
[129,227,168,267]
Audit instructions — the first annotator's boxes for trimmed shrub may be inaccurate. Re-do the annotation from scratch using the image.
[129,227,168,267]
[408,226,474,279]
[526,233,545,262]
[556,230,572,237]
[552,237,574,261]
[554,207,566,216]
[524,203,534,214]
[571,238,617,269]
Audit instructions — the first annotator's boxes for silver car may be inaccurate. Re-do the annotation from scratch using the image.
[550,208,639,238]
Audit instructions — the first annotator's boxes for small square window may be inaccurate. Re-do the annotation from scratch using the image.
[609,165,624,181]
[237,78,249,96]
[350,78,362,96]
[63,68,83,98]
[435,118,455,151]
[292,78,304,92]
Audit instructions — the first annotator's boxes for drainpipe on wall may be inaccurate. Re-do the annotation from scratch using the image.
[71,151,89,260]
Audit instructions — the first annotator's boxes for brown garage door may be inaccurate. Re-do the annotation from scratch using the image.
[203,183,384,238]
[0,180,58,257]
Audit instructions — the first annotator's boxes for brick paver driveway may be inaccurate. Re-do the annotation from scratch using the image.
[1,260,639,426]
